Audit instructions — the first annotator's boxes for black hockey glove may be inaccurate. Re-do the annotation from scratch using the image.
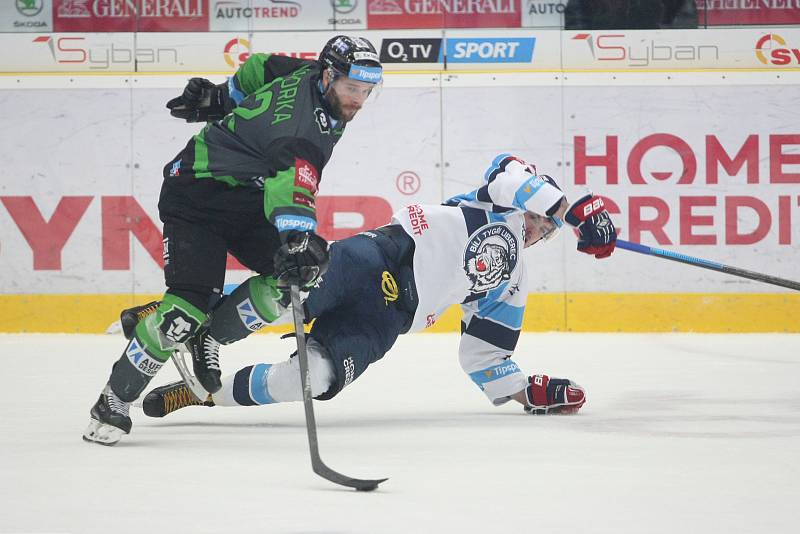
[273,231,330,288]
[166,78,232,123]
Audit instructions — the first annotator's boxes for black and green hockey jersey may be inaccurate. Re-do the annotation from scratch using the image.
[164,54,345,234]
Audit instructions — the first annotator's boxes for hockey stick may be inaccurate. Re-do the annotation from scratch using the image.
[289,283,388,492]
[616,239,800,291]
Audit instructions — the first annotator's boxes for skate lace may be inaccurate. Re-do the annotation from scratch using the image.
[164,384,201,415]
[137,301,160,321]
[106,387,130,417]
[203,334,221,371]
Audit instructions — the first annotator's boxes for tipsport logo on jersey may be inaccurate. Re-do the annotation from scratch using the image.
[463,223,519,293]
[379,36,535,64]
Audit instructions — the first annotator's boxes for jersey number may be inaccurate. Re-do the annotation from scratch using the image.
[233,90,274,120]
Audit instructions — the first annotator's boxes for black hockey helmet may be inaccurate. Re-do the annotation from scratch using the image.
[319,35,383,85]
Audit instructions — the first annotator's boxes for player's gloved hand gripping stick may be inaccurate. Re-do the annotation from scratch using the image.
[563,193,617,259]
[561,193,798,291]
[274,231,330,288]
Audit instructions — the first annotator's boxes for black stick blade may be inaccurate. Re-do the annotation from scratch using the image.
[313,460,388,492]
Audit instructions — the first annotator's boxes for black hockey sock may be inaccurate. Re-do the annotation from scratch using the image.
[108,341,164,403]
[208,275,288,344]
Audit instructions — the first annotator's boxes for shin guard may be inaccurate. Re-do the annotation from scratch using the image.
[110,295,207,402]
[208,275,289,344]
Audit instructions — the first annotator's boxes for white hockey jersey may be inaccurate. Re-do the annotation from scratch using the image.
[391,154,564,404]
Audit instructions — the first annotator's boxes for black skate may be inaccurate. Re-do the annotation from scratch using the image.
[187,326,222,393]
[120,300,161,339]
[143,380,214,418]
[82,384,132,446]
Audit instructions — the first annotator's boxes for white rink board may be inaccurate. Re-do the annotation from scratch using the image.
[5,28,800,73]
[0,332,798,534]
[1,71,798,295]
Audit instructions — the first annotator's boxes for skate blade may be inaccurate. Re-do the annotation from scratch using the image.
[82,419,126,446]
[171,346,211,401]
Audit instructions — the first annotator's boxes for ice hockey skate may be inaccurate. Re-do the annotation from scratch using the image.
[120,300,160,339]
[187,326,223,393]
[143,380,214,418]
[82,384,133,446]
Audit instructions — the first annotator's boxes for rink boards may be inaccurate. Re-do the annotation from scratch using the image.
[0,292,798,333]
[1,29,799,333]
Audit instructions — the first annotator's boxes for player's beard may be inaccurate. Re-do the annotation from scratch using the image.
[326,86,362,123]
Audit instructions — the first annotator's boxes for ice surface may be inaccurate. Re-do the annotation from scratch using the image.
[1,332,798,534]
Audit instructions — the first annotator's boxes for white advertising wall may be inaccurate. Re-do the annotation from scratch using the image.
[1,73,798,297]
[3,28,799,73]
[0,28,798,332]
[438,76,800,293]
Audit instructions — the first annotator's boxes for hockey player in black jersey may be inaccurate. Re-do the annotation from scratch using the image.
[83,36,384,445]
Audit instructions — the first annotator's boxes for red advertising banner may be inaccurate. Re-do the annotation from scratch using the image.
[53,0,209,32]
[367,0,521,29]
[697,1,800,26]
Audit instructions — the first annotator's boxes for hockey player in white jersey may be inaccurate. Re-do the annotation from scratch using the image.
[142,153,616,419]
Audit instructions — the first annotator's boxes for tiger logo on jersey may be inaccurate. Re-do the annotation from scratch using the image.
[463,223,519,293]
